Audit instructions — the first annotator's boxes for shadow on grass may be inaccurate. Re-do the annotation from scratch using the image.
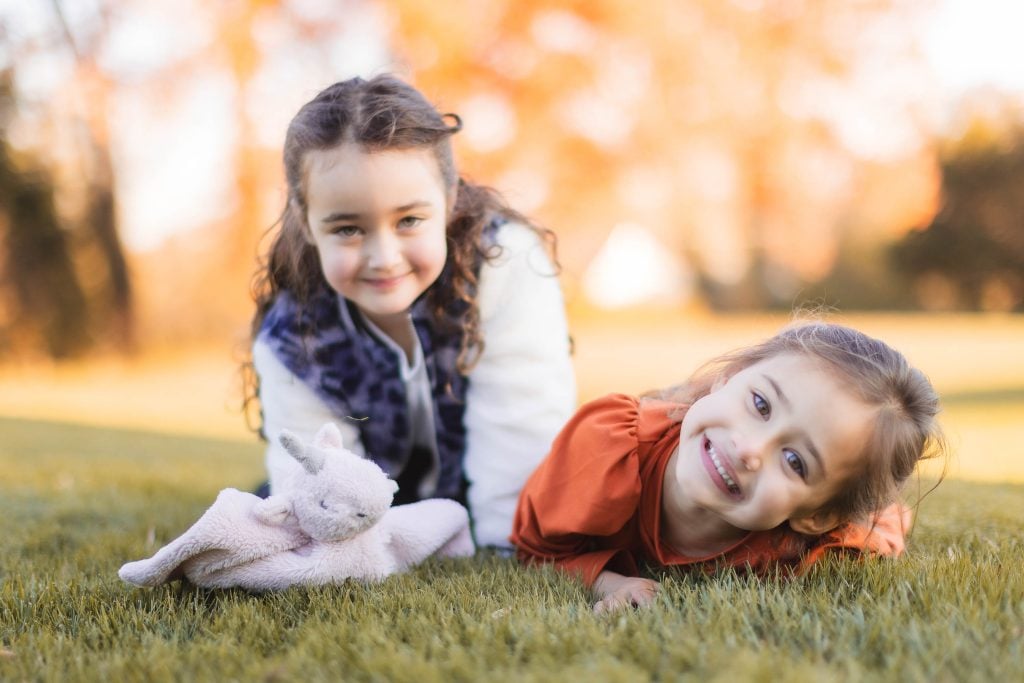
[0,414,260,461]
[0,414,266,512]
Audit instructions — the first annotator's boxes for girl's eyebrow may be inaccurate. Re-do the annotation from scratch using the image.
[320,201,432,223]
[763,374,826,477]
[391,200,432,213]
[321,212,360,223]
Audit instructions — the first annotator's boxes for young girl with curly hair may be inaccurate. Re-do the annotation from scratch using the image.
[247,75,575,547]
[512,322,946,612]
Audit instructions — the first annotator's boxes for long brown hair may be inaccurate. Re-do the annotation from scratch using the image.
[649,321,947,524]
[243,75,555,428]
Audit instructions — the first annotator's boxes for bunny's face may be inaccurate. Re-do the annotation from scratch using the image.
[277,423,399,542]
[292,455,398,541]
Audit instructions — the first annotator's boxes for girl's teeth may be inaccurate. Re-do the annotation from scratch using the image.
[707,443,740,494]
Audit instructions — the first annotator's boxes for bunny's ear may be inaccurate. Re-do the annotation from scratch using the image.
[312,422,344,450]
[280,429,324,475]
[279,429,304,460]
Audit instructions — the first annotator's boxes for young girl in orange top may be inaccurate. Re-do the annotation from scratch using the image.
[512,322,945,613]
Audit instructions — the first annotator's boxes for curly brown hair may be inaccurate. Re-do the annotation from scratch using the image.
[244,75,554,428]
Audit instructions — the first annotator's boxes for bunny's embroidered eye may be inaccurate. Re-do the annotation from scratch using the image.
[319,500,329,510]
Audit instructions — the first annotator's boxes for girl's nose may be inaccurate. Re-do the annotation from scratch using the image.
[740,451,763,472]
[735,436,766,472]
[366,230,402,269]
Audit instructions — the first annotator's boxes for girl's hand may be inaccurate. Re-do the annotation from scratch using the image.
[592,570,661,614]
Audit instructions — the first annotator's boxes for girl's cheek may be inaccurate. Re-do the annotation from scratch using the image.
[425,225,449,252]
[323,250,357,281]
[761,478,796,511]
[413,231,448,269]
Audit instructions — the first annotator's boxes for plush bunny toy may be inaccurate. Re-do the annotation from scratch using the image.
[119,423,475,591]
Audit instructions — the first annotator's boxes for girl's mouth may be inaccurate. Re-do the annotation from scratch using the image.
[363,273,409,289]
[703,436,741,497]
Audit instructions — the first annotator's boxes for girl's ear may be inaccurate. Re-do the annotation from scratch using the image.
[789,510,842,536]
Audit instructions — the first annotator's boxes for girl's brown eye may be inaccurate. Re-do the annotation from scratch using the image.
[335,225,361,238]
[784,450,807,479]
[752,392,771,418]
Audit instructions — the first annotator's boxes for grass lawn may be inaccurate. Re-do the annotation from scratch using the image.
[2,312,1022,681]
[1,416,1022,682]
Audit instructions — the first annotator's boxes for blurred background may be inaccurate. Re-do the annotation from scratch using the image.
[0,0,1021,481]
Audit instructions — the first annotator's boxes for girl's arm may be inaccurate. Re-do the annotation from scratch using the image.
[511,394,646,585]
[252,340,364,491]
[463,222,576,548]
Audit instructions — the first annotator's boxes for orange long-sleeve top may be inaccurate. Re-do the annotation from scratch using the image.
[511,393,912,587]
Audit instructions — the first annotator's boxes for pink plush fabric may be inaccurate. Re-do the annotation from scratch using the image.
[119,424,475,591]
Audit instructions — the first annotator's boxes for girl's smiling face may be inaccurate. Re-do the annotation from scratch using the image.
[666,353,877,539]
[302,143,449,331]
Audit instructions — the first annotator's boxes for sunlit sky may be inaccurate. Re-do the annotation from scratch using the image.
[920,0,1024,94]
[3,0,1024,252]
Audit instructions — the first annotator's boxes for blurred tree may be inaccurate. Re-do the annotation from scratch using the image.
[0,0,959,356]
[0,1,136,354]
[48,0,134,351]
[215,0,274,278]
[2,0,373,349]
[891,117,1024,312]
[382,0,937,309]
[0,72,89,358]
